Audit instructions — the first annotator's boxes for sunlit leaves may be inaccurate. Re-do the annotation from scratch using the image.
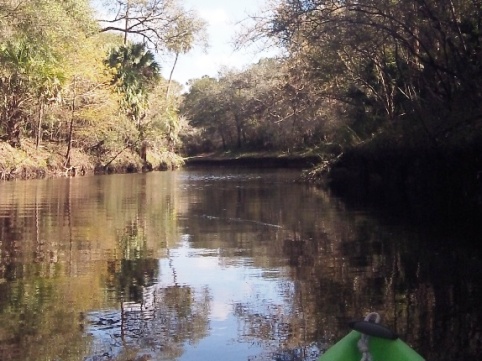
[105,42,161,125]
[0,0,101,147]
[0,40,66,146]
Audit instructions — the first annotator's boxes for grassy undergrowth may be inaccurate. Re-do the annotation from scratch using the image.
[0,140,183,181]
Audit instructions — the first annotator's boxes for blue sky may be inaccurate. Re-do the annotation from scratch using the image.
[163,0,274,86]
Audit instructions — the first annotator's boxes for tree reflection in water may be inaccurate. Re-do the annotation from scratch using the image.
[86,284,210,360]
[0,171,481,361]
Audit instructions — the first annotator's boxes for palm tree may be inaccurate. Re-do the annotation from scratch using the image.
[106,43,161,160]
[106,43,160,125]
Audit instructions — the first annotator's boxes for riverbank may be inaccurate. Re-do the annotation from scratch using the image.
[312,140,482,224]
[0,140,320,180]
[3,139,481,229]
[184,151,322,169]
[187,145,482,226]
[0,140,183,181]
[0,142,322,181]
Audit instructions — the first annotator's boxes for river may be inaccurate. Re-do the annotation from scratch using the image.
[0,169,480,361]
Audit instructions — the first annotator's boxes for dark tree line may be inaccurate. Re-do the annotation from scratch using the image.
[182,0,482,154]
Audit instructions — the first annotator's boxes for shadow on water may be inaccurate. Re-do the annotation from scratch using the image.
[291,184,482,361]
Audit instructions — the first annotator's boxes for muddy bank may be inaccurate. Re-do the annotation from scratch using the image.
[184,154,321,169]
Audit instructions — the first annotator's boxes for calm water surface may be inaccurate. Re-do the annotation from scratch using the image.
[0,169,481,361]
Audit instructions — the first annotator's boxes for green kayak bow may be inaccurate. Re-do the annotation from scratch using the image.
[319,313,425,361]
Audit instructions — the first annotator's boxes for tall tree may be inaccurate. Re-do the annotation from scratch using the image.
[105,42,161,160]
[98,0,206,51]
[63,35,116,168]
[164,10,207,97]
[182,75,238,152]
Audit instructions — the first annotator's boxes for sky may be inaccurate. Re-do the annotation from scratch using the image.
[91,0,276,87]
[161,0,275,86]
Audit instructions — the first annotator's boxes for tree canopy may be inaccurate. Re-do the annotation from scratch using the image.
[182,0,482,156]
[1,0,206,173]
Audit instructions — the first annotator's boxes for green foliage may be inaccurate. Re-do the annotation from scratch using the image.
[266,0,482,145]
[105,43,161,125]
[181,58,346,155]
[0,0,187,170]
[0,40,65,146]
[0,0,100,148]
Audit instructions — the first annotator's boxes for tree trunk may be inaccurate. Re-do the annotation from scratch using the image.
[166,52,179,98]
[5,95,23,147]
[124,0,130,44]
[65,94,75,168]
[234,114,242,149]
[36,102,44,149]
[140,141,147,162]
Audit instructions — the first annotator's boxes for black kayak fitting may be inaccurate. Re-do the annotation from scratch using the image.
[348,320,399,340]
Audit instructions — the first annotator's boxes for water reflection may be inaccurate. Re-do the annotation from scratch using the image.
[0,170,481,361]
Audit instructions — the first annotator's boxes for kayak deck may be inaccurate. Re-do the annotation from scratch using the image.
[319,330,425,361]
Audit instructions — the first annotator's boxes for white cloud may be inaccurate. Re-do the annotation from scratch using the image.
[199,8,230,25]
[210,301,232,321]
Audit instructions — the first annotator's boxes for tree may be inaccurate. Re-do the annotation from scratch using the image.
[106,43,161,125]
[98,0,206,50]
[105,42,161,161]
[0,40,64,147]
[181,58,339,154]
[33,58,64,149]
[181,76,229,153]
[238,0,482,148]
[0,0,99,148]
[163,9,207,97]
[144,81,186,155]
